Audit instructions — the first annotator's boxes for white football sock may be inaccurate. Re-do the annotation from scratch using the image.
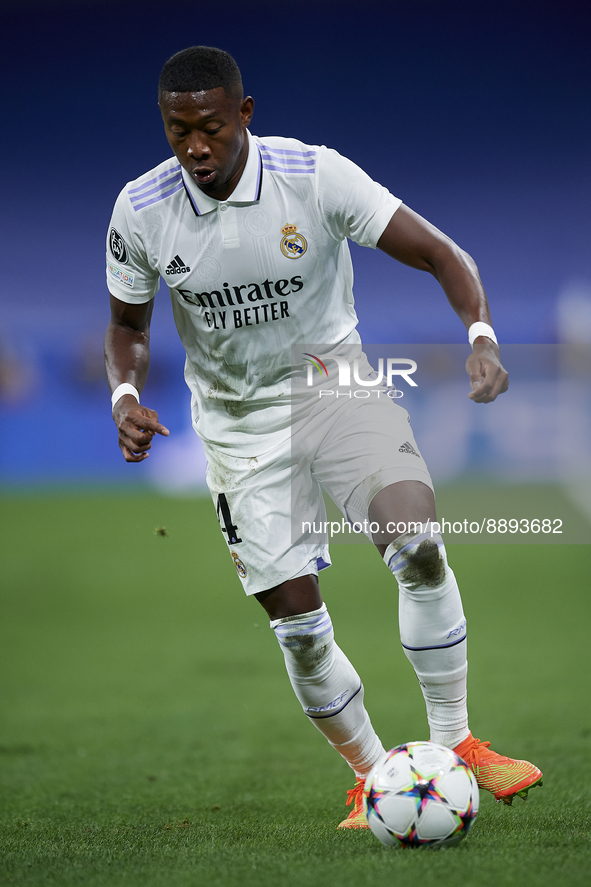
[271,604,385,778]
[384,532,470,749]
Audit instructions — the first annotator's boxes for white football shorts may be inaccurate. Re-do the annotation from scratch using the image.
[203,394,433,595]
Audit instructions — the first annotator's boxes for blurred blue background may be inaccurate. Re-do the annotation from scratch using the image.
[1,0,590,486]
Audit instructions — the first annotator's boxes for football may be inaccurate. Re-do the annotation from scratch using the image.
[363,741,479,848]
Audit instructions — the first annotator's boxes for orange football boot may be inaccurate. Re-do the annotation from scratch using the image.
[337,778,370,829]
[454,732,543,805]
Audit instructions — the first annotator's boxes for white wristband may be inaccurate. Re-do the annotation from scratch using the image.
[468,322,498,347]
[111,383,140,411]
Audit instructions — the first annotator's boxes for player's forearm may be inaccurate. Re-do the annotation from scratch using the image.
[104,321,151,395]
[430,244,493,333]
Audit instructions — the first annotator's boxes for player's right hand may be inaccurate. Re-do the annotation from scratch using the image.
[112,395,170,462]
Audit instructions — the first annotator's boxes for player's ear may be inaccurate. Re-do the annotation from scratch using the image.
[240,96,254,128]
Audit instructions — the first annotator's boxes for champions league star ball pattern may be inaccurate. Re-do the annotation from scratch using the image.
[363,742,479,848]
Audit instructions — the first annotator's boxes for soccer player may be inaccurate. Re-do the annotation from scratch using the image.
[104,46,542,828]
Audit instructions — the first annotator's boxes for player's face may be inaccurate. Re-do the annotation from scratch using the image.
[159,88,254,201]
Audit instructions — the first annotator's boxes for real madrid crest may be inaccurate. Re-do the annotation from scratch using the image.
[280,224,307,259]
[231,550,247,578]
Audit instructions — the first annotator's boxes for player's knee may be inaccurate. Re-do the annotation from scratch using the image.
[384,531,447,590]
[270,605,334,672]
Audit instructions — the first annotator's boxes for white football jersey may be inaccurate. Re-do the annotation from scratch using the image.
[106,131,401,452]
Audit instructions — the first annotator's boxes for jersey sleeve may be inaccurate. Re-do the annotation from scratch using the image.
[316,148,402,248]
[106,189,160,303]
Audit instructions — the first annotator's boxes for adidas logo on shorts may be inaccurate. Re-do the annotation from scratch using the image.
[165,254,191,275]
[399,441,420,457]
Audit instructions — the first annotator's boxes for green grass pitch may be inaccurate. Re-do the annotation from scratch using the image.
[1,491,590,886]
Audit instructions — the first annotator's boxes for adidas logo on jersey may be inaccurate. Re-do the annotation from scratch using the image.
[166,254,191,275]
[399,441,420,457]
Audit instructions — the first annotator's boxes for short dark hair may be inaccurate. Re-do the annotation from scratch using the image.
[158,46,243,100]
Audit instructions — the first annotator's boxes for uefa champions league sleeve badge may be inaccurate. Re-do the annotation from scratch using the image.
[109,227,129,264]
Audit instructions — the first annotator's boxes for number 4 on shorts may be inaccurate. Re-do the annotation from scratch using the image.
[216,493,242,545]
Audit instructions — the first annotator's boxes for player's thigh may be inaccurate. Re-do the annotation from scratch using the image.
[313,395,434,538]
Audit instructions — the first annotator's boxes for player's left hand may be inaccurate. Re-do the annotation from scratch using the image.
[466,340,509,403]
